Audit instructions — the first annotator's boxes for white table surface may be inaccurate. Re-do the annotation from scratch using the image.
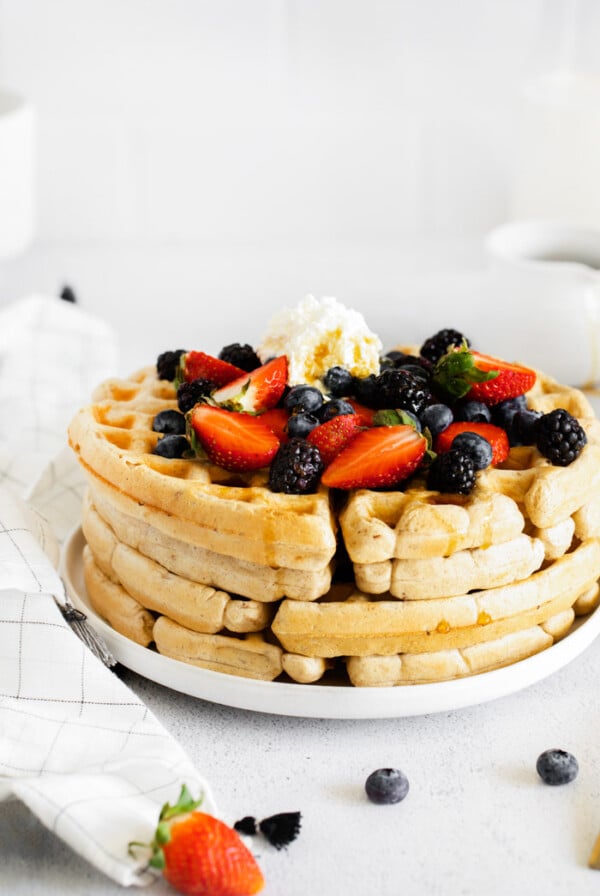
[2,244,600,895]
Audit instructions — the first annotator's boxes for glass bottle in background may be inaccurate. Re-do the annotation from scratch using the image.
[510,0,600,229]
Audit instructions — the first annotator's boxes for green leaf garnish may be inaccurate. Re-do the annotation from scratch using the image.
[433,344,498,400]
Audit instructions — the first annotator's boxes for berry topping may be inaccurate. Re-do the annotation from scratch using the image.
[536,408,587,466]
[513,408,542,444]
[153,434,190,459]
[189,405,280,472]
[321,425,426,490]
[218,342,261,372]
[268,438,324,494]
[365,768,410,805]
[435,421,509,466]
[153,409,187,435]
[420,403,453,436]
[323,365,354,397]
[420,328,469,364]
[287,412,320,439]
[352,374,379,407]
[177,377,216,413]
[307,414,362,466]
[283,385,324,415]
[157,349,186,381]
[212,356,288,413]
[346,398,376,427]
[317,398,356,422]
[129,784,264,896]
[435,347,536,406]
[183,351,246,387]
[426,448,477,495]
[374,368,430,415]
[536,749,579,786]
[453,399,492,424]
[258,407,290,442]
[451,432,493,470]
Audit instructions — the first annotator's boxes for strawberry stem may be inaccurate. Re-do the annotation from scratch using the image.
[433,344,498,400]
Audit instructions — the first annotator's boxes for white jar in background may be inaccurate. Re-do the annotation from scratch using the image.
[0,91,35,258]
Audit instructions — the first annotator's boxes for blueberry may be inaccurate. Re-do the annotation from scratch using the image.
[365,768,409,805]
[153,434,190,458]
[536,749,579,785]
[287,412,319,438]
[323,366,354,397]
[454,400,491,423]
[352,374,378,407]
[284,385,324,415]
[452,432,493,470]
[152,409,187,435]
[421,403,453,436]
[318,398,355,422]
[514,408,542,445]
[492,395,528,433]
[396,363,431,383]
[383,350,410,366]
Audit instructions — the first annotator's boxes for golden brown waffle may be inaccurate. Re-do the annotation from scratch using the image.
[70,362,600,687]
[68,367,337,571]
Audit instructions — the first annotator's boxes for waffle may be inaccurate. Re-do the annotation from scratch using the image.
[68,361,600,688]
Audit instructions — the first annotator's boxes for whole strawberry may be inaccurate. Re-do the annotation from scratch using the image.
[130,786,264,896]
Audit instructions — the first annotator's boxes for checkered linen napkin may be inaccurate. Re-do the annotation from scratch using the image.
[0,295,216,886]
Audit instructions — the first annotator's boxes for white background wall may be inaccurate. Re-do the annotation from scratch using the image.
[0,0,594,367]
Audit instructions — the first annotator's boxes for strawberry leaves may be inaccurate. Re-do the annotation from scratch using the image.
[433,344,498,400]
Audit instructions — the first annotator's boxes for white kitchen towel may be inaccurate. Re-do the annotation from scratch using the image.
[0,295,216,887]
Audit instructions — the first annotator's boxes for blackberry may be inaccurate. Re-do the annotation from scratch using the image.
[365,768,409,805]
[536,409,587,466]
[152,409,186,435]
[323,365,354,397]
[153,434,190,458]
[420,403,453,436]
[536,749,579,786]
[284,385,324,415]
[268,438,324,494]
[156,349,186,381]
[427,448,476,495]
[318,398,355,422]
[177,378,215,412]
[218,342,261,372]
[420,328,469,365]
[375,368,430,416]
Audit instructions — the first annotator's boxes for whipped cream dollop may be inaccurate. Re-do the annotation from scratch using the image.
[258,295,382,388]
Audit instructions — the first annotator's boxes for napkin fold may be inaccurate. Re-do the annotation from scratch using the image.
[0,295,216,886]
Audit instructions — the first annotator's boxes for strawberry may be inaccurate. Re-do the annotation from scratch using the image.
[435,421,510,465]
[129,785,264,896]
[433,345,536,406]
[307,414,362,466]
[258,406,289,442]
[212,357,288,413]
[346,399,376,427]
[183,351,245,387]
[189,405,279,471]
[321,425,426,489]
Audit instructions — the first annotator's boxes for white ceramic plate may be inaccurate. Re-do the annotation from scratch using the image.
[60,527,600,720]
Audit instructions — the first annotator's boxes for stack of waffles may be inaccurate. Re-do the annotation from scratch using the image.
[68,365,600,687]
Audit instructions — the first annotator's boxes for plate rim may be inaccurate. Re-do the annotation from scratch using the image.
[59,525,600,719]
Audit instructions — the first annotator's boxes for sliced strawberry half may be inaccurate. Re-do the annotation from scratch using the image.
[467,352,536,405]
[212,356,288,413]
[435,421,509,465]
[346,398,376,427]
[434,345,536,406]
[259,406,290,443]
[321,425,426,489]
[189,405,280,471]
[183,351,245,386]
[307,414,362,466]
